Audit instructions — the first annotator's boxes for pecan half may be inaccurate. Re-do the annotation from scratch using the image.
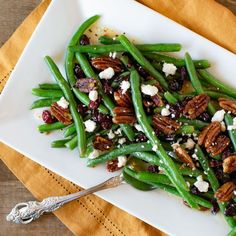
[112,107,136,125]
[114,89,132,107]
[51,103,72,125]
[206,135,230,157]
[183,94,210,119]
[219,98,236,115]
[91,56,123,72]
[223,155,236,173]
[198,122,221,148]
[75,78,96,93]
[214,182,236,202]
[174,146,195,169]
[93,136,113,151]
[152,94,164,107]
[106,158,121,172]
[152,114,180,135]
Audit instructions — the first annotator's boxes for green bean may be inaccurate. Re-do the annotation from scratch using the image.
[38,122,67,133]
[51,139,72,148]
[39,83,61,90]
[178,117,208,129]
[65,135,78,150]
[75,52,135,141]
[70,43,182,54]
[129,69,200,209]
[199,70,236,99]
[87,142,152,167]
[164,91,178,104]
[195,145,236,227]
[118,35,169,91]
[32,88,63,98]
[123,170,154,191]
[225,113,236,151]
[30,98,58,109]
[44,56,87,157]
[205,90,236,100]
[176,125,195,135]
[63,123,76,138]
[144,53,210,69]
[124,167,212,209]
[228,227,236,236]
[98,35,120,45]
[111,71,130,88]
[184,52,216,115]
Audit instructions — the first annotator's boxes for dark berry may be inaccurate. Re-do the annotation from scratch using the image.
[209,160,222,168]
[222,147,231,160]
[102,80,113,95]
[190,185,200,195]
[224,202,236,216]
[198,112,211,122]
[137,65,149,78]
[147,165,159,173]
[80,34,90,45]
[168,78,183,92]
[135,133,148,142]
[77,104,87,115]
[91,110,112,130]
[180,67,187,80]
[42,110,55,124]
[88,96,101,110]
[211,199,220,215]
[73,63,84,80]
[169,102,183,119]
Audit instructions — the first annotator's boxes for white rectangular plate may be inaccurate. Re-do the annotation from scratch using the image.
[0,0,236,235]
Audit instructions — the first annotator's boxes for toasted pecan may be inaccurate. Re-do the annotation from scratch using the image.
[219,98,236,115]
[152,114,180,135]
[114,89,132,107]
[112,107,136,125]
[51,103,72,125]
[223,155,236,173]
[106,158,121,172]
[174,146,195,169]
[183,94,209,119]
[91,56,123,72]
[93,136,113,151]
[214,182,236,202]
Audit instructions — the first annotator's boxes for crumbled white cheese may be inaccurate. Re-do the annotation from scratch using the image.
[107,129,115,139]
[161,107,171,116]
[228,125,236,131]
[152,145,158,152]
[171,142,180,150]
[162,63,177,77]
[221,121,226,132]
[184,138,195,150]
[134,123,143,132]
[117,156,127,168]
[118,138,126,145]
[194,175,209,192]
[211,109,225,122]
[114,128,122,136]
[234,190,236,196]
[57,97,69,109]
[112,52,117,59]
[120,80,130,94]
[84,119,96,132]
[88,149,101,159]
[141,84,158,96]
[88,90,98,102]
[99,67,115,79]
[192,153,198,160]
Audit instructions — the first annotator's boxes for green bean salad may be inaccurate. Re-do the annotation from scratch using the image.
[31,15,236,233]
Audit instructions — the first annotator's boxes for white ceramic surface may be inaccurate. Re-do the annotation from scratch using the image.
[0,0,236,235]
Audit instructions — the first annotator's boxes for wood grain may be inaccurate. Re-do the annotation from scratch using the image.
[0,0,235,236]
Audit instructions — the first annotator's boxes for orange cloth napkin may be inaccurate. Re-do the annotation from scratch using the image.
[0,0,235,235]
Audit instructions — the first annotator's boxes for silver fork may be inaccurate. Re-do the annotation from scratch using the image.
[6,174,124,224]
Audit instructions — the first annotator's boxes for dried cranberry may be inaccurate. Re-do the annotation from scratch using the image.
[135,133,148,142]
[198,112,211,122]
[89,96,101,110]
[137,65,149,78]
[209,160,222,168]
[169,102,183,119]
[79,34,90,45]
[168,78,183,92]
[222,148,231,160]
[225,202,236,216]
[73,63,84,80]
[42,110,55,124]
[102,80,113,95]
[77,104,87,115]
[91,110,112,130]
[180,67,187,81]
[190,186,200,195]
[211,199,220,215]
[147,165,159,173]
[214,166,231,184]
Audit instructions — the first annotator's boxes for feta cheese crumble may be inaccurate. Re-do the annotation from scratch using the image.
[88,90,98,102]
[192,153,198,160]
[184,138,195,150]
[211,109,225,122]
[84,119,96,132]
[107,129,115,139]
[152,145,158,152]
[194,175,209,192]
[134,123,143,132]
[141,84,158,96]
[162,63,177,77]
[88,149,101,159]
[117,156,127,168]
[57,97,69,109]
[161,107,171,116]
[120,80,130,94]
[114,128,122,136]
[99,67,115,79]
[118,138,126,145]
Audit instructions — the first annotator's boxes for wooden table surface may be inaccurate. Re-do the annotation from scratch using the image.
[0,1,235,236]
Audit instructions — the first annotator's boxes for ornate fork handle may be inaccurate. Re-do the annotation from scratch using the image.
[6,174,123,224]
